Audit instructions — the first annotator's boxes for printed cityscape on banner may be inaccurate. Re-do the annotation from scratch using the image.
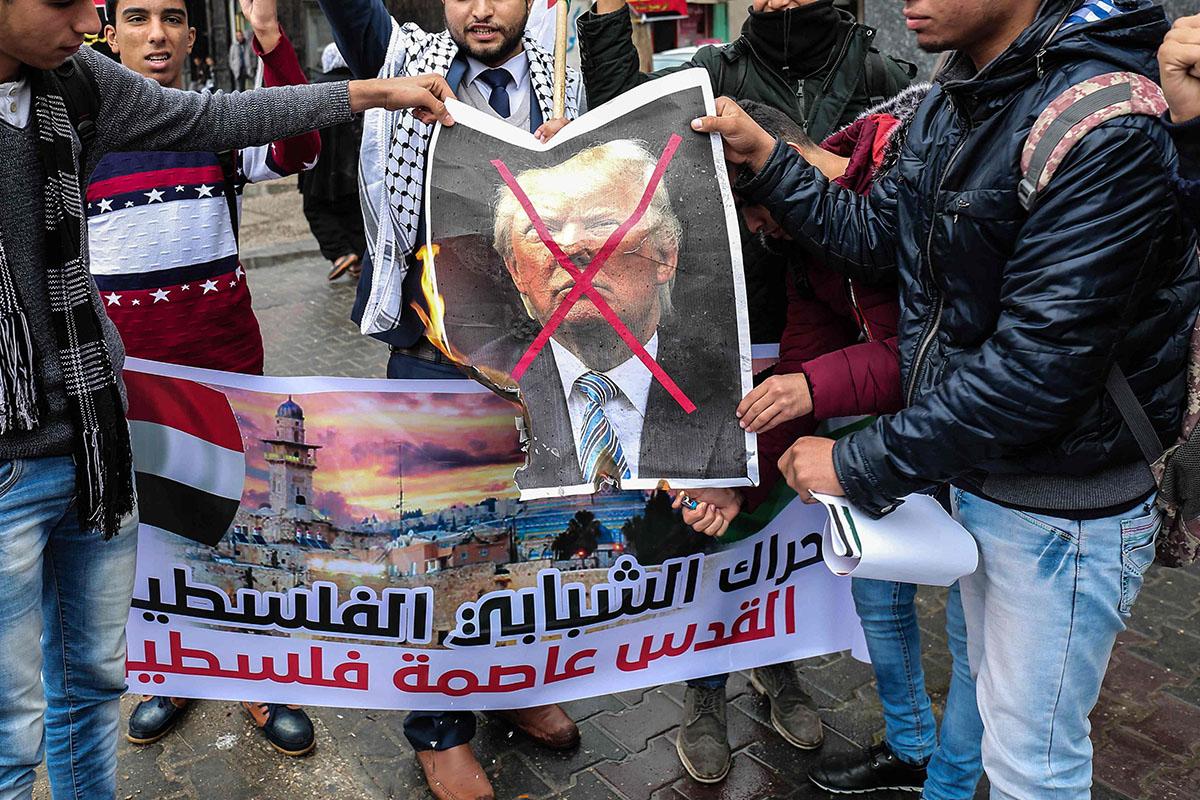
[169,386,713,640]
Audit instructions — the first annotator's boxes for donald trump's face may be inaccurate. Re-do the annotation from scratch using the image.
[494,141,681,365]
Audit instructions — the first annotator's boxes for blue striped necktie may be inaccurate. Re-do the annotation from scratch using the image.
[574,371,631,483]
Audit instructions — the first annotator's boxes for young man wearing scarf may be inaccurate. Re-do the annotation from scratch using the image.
[91,0,324,757]
[578,0,915,145]
[0,1,453,795]
[313,1,582,797]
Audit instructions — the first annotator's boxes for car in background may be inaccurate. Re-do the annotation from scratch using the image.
[651,42,724,70]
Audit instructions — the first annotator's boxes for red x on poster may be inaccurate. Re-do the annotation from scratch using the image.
[421,71,757,500]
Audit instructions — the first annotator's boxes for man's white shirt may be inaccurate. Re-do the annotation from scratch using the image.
[550,335,658,478]
[0,77,31,128]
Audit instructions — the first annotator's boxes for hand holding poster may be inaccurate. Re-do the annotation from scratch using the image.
[124,359,867,710]
[418,70,758,500]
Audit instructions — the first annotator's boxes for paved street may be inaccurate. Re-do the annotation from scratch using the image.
[36,187,1200,800]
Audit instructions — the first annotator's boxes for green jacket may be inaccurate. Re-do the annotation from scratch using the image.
[578,5,916,143]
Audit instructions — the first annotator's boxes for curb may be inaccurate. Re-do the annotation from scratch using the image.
[240,238,323,271]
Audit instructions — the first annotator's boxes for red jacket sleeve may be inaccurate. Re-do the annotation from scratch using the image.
[243,29,322,179]
[802,337,903,419]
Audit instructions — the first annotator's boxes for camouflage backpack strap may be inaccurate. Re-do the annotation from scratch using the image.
[1019,71,1167,210]
[1021,72,1199,566]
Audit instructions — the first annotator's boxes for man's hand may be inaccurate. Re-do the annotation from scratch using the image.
[1160,14,1200,124]
[778,437,844,503]
[534,117,570,143]
[672,488,744,538]
[349,75,456,125]
[691,96,777,173]
[737,373,812,433]
[239,0,281,54]
[594,0,627,14]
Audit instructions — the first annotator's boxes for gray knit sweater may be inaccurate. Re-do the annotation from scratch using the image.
[0,47,351,460]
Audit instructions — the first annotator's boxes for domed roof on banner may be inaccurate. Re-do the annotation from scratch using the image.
[276,396,304,420]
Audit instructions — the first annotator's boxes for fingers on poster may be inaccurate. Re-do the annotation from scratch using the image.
[124,360,866,709]
[420,70,759,500]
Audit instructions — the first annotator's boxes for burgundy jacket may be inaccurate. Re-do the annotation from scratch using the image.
[747,111,906,508]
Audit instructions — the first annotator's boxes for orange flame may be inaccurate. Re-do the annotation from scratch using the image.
[412,244,465,363]
[412,244,522,405]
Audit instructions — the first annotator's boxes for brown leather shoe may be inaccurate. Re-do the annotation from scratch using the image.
[416,744,494,800]
[490,704,580,751]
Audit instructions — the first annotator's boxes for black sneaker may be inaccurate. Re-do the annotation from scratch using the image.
[808,741,927,794]
[127,696,189,744]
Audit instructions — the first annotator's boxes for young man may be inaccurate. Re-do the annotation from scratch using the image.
[315,1,581,797]
[685,97,986,799]
[94,0,321,756]
[0,1,452,795]
[1160,13,1200,220]
[578,0,914,143]
[694,0,1198,797]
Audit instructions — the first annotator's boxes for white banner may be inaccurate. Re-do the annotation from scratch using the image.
[123,358,867,709]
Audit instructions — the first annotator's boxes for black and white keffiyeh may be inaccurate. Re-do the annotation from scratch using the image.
[0,68,136,538]
[358,21,581,334]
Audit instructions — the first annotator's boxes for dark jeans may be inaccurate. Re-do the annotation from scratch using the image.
[386,348,462,379]
[403,711,476,752]
[390,344,469,750]
[302,192,366,264]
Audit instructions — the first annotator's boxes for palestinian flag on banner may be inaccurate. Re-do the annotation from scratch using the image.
[124,370,245,546]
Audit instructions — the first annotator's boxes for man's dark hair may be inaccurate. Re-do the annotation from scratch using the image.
[737,99,815,150]
[105,0,191,26]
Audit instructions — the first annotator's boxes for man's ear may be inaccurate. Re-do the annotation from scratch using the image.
[187,25,196,53]
[104,25,119,54]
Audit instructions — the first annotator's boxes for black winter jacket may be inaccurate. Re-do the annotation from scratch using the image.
[739,0,1200,517]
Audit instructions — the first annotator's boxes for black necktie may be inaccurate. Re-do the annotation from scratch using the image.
[478,68,512,118]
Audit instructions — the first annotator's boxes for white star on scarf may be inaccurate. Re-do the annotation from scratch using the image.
[104,293,121,306]
[97,198,113,213]
[151,288,170,303]
[197,184,214,198]
[201,280,219,294]
[145,189,165,203]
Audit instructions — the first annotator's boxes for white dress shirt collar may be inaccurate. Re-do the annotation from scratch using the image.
[0,77,31,129]
[464,50,530,99]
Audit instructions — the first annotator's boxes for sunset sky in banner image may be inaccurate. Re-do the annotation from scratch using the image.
[221,387,526,527]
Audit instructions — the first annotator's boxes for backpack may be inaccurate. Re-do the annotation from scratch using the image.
[1020,70,1200,567]
[56,54,244,243]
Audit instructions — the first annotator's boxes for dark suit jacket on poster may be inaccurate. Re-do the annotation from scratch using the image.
[475,326,748,492]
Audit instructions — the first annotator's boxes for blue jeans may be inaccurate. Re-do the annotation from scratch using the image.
[952,489,1159,800]
[852,578,983,800]
[0,456,139,800]
[387,349,463,380]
